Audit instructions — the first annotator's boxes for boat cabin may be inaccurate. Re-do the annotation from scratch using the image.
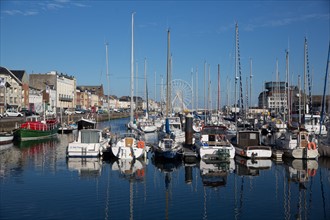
[79,129,103,144]
[77,118,96,130]
[237,131,261,147]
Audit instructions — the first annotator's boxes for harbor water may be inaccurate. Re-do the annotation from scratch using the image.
[1,117,330,220]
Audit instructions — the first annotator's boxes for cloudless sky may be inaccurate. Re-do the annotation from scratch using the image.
[1,0,329,108]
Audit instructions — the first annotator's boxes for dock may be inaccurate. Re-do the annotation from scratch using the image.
[272,149,284,163]
[182,144,199,163]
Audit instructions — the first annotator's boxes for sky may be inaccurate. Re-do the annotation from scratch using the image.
[1,0,329,109]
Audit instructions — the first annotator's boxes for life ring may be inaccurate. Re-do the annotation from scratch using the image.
[308,168,316,177]
[308,142,317,150]
[137,141,145,149]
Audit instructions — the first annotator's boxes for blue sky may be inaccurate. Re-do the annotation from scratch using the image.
[1,0,329,108]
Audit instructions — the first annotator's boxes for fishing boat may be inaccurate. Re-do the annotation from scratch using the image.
[195,125,235,162]
[67,129,109,157]
[58,122,78,134]
[0,131,14,145]
[13,115,58,141]
[275,129,319,159]
[231,130,272,159]
[77,117,96,130]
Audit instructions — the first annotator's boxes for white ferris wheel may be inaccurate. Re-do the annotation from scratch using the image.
[162,79,192,113]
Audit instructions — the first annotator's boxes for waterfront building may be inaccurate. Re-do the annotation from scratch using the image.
[0,66,23,114]
[29,71,76,113]
[28,87,43,113]
[11,70,29,110]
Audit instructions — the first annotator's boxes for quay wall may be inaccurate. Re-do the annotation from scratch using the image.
[0,112,130,132]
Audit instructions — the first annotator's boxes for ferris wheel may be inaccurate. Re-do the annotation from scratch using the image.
[162,79,192,112]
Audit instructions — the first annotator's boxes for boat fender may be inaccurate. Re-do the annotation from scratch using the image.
[137,141,145,149]
[137,169,145,177]
[308,142,317,150]
[308,168,316,177]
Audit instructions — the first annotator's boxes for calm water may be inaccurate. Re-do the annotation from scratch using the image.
[1,117,330,220]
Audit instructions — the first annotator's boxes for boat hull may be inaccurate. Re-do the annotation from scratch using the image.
[197,143,235,161]
[0,133,14,144]
[67,143,105,157]
[234,145,272,159]
[111,145,144,159]
[140,126,157,133]
[14,128,58,141]
[283,148,319,159]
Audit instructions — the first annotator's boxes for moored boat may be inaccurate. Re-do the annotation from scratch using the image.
[195,125,235,162]
[275,129,319,159]
[154,136,183,159]
[231,130,272,159]
[67,129,108,157]
[13,115,58,141]
[111,133,145,159]
[0,131,14,145]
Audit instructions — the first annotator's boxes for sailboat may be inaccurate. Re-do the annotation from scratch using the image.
[153,29,183,159]
[138,59,157,133]
[111,12,146,159]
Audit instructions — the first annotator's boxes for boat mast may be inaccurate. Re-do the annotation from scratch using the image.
[218,64,220,114]
[135,61,138,114]
[195,66,198,111]
[249,58,253,109]
[144,58,149,119]
[304,37,312,114]
[144,58,147,108]
[191,67,194,111]
[208,64,210,115]
[298,75,301,125]
[204,61,206,123]
[276,58,279,116]
[105,42,111,122]
[319,42,330,135]
[285,50,289,124]
[130,12,135,123]
[166,29,170,117]
[234,23,238,121]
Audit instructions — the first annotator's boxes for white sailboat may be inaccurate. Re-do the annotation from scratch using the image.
[111,12,146,159]
[275,129,318,159]
[153,29,183,159]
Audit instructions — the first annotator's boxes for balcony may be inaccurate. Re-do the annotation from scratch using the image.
[59,94,73,102]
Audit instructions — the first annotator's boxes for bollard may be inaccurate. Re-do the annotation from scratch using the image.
[185,113,193,145]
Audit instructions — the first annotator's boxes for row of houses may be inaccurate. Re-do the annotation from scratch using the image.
[0,67,159,115]
[0,66,328,116]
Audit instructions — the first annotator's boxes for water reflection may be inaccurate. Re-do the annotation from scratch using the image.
[67,157,103,178]
[112,159,146,182]
[284,158,318,184]
[199,159,234,187]
[235,155,272,176]
[1,118,329,220]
